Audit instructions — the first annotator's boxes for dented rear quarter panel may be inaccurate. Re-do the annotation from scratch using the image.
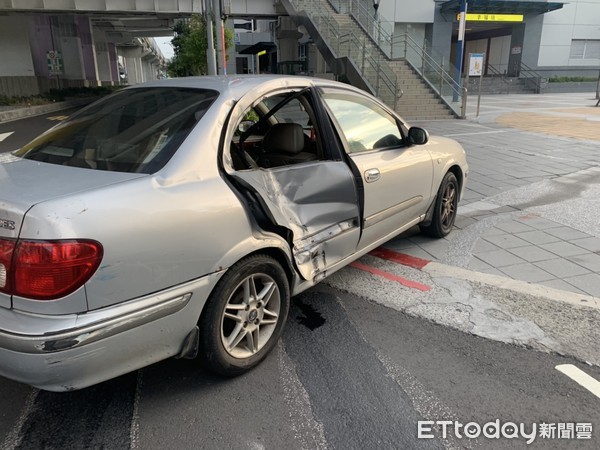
[19,175,251,311]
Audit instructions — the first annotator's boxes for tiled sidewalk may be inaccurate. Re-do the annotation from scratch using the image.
[390,93,600,297]
[387,209,600,297]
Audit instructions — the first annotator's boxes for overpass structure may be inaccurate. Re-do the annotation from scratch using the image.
[0,0,211,96]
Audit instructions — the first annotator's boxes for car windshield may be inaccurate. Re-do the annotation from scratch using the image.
[15,87,218,174]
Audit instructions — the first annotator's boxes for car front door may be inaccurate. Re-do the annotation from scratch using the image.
[320,88,434,250]
[225,88,361,282]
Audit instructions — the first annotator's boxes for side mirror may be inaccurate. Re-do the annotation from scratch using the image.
[238,120,256,133]
[407,127,429,146]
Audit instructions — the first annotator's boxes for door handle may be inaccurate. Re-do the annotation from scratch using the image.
[364,168,380,183]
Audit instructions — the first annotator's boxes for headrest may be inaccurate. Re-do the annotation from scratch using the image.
[263,123,305,155]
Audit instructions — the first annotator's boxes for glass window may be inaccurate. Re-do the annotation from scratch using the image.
[16,88,218,174]
[570,39,600,60]
[322,91,403,153]
[263,95,311,126]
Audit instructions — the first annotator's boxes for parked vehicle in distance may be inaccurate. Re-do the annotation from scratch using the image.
[0,76,468,391]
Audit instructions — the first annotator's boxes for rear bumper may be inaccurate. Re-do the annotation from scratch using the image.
[0,271,224,391]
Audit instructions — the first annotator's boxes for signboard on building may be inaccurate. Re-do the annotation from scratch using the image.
[457,13,523,22]
[468,53,485,76]
[47,50,64,76]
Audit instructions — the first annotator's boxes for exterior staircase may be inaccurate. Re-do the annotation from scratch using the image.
[280,0,460,120]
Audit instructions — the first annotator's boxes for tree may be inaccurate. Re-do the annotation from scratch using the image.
[167,14,234,78]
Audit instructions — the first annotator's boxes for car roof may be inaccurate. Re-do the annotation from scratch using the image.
[125,75,366,102]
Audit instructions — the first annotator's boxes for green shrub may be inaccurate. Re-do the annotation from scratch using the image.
[547,76,597,83]
[0,86,123,106]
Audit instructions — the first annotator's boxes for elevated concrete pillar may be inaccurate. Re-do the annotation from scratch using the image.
[276,17,302,64]
[28,15,55,92]
[54,16,85,85]
[76,16,100,86]
[108,44,120,84]
[93,29,114,85]
[142,57,154,81]
[0,15,38,96]
[119,46,144,85]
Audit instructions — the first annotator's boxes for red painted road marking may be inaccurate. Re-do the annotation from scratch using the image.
[369,248,431,269]
[349,261,431,291]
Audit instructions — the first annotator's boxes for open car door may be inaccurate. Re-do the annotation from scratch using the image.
[225,88,361,282]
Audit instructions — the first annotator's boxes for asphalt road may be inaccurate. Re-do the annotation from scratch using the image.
[0,108,78,153]
[1,285,599,449]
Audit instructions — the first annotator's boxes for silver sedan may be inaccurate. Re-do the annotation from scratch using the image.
[0,76,468,391]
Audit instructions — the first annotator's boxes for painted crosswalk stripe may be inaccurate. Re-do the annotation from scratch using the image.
[370,248,431,269]
[555,364,600,399]
[349,261,431,291]
[0,131,14,142]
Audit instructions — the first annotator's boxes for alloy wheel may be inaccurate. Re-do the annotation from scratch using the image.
[220,273,281,359]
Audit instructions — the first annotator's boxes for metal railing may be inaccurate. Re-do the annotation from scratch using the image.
[292,0,400,109]
[325,0,466,117]
[519,61,546,93]
[486,63,512,94]
[487,62,547,94]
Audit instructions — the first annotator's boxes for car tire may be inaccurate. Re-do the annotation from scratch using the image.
[420,171,458,238]
[198,254,290,376]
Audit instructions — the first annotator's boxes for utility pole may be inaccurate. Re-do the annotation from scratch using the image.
[206,0,217,75]
[454,0,467,101]
[214,0,227,75]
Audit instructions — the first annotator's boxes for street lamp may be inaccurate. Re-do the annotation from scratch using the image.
[373,0,381,45]
[373,0,381,20]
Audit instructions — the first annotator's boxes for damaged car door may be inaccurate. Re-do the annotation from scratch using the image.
[225,89,361,282]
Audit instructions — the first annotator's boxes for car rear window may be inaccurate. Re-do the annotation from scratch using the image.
[15,87,218,174]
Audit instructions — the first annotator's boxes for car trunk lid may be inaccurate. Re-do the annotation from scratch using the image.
[0,154,146,239]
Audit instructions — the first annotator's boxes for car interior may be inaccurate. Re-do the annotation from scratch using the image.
[230,91,323,171]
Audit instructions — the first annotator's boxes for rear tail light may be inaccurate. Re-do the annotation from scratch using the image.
[0,238,103,300]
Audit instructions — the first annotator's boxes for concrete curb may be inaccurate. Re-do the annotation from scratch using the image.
[371,248,600,311]
[424,261,600,311]
[0,98,95,123]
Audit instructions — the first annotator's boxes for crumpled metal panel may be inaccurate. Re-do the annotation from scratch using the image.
[232,160,360,280]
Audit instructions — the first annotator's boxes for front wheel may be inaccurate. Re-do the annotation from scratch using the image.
[198,255,290,376]
[420,172,459,238]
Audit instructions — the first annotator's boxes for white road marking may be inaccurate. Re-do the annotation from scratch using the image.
[444,130,508,137]
[129,370,144,450]
[278,344,328,449]
[0,132,14,142]
[555,364,600,399]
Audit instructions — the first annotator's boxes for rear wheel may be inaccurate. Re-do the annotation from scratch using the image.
[420,172,458,238]
[198,255,290,376]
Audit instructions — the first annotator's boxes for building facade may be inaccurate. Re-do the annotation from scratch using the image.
[378,0,600,78]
